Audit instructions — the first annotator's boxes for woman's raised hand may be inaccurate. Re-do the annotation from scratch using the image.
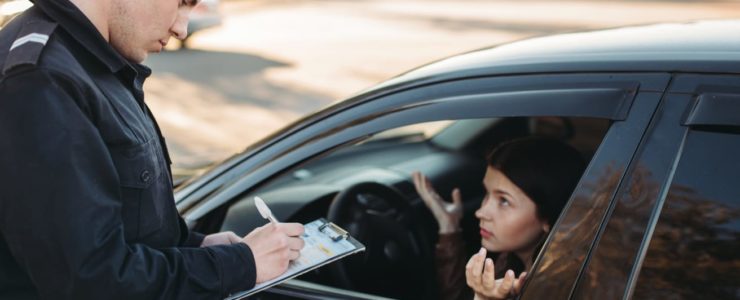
[412,171,463,234]
[467,248,528,300]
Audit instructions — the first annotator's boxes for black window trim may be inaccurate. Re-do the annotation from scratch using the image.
[682,92,740,127]
[184,85,640,222]
[596,73,740,299]
[176,73,668,210]
[521,92,666,300]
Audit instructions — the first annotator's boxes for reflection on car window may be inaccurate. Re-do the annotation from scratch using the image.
[368,120,454,141]
[633,129,740,299]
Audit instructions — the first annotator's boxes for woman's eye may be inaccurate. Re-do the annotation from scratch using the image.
[499,197,510,206]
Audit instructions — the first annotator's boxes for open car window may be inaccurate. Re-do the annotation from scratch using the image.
[220,116,610,299]
[179,74,669,299]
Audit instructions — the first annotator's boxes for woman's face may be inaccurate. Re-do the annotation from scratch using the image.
[476,167,550,253]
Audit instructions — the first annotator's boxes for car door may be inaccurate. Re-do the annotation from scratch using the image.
[181,72,670,299]
[566,74,740,299]
[518,74,671,300]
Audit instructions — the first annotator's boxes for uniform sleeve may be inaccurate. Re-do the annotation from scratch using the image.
[179,216,206,247]
[0,69,256,299]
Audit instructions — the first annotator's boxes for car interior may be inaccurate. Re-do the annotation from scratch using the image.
[216,116,611,299]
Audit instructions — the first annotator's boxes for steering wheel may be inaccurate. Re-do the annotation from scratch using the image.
[327,182,435,299]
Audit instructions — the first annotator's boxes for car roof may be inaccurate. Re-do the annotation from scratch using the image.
[369,20,740,93]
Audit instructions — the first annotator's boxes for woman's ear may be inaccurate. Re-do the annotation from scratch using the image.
[542,222,551,234]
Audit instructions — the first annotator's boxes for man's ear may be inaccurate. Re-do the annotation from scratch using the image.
[542,222,551,234]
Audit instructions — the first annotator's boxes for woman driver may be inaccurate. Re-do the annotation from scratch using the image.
[413,137,585,300]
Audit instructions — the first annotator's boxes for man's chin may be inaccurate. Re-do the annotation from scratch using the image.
[126,52,148,64]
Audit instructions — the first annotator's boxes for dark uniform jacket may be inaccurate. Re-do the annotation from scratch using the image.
[0,1,256,299]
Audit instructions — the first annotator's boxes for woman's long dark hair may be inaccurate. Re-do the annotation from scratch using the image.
[485,137,586,277]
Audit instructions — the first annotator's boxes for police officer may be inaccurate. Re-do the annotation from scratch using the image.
[0,0,305,299]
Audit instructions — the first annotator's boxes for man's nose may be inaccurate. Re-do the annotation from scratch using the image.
[170,8,190,40]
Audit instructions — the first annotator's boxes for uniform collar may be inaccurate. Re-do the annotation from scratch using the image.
[30,0,129,73]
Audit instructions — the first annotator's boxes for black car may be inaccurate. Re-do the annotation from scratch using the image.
[174,20,740,300]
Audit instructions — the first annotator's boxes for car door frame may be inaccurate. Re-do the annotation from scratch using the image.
[181,72,671,299]
[568,73,740,300]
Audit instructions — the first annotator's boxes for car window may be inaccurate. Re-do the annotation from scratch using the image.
[182,74,665,300]
[369,120,454,141]
[632,128,740,299]
[221,116,611,299]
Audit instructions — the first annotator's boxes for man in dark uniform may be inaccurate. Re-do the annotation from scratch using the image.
[0,0,305,299]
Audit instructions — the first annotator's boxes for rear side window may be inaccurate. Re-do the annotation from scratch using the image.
[633,128,740,299]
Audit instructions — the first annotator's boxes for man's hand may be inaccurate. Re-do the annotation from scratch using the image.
[200,231,242,247]
[243,223,305,283]
[466,248,528,300]
[412,171,463,234]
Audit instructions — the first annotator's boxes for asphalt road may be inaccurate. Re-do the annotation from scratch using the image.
[141,0,740,174]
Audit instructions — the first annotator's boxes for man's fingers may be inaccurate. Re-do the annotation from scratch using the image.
[287,236,305,251]
[228,232,242,244]
[276,222,305,236]
[288,249,301,260]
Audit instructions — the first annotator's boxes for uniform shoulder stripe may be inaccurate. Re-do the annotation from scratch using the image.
[10,33,50,51]
[2,20,57,75]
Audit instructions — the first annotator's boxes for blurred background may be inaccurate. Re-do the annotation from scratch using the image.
[4,0,740,176]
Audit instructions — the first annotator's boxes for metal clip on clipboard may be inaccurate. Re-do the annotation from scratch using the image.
[318,222,348,241]
[224,218,365,300]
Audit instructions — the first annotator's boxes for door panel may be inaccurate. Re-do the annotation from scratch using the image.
[570,94,690,299]
[628,75,740,299]
[573,74,740,299]
[521,92,665,300]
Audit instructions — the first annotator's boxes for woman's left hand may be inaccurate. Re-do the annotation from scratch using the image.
[466,248,528,300]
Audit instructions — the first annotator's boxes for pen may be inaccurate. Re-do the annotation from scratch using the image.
[254,196,279,226]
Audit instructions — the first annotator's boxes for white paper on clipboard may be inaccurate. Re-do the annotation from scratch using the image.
[224,218,365,300]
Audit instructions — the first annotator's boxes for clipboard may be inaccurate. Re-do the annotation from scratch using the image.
[225,218,365,299]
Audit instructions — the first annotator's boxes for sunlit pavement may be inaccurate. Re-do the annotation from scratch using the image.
[142,0,740,172]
